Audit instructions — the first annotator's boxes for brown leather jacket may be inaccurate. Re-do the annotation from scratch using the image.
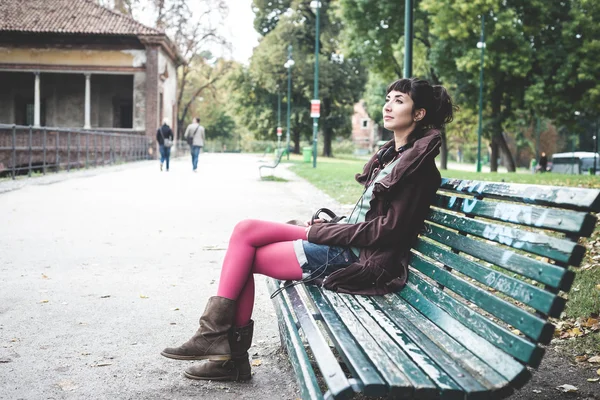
[307,129,441,295]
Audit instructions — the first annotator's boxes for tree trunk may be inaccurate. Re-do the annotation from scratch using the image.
[293,128,300,154]
[498,132,517,172]
[490,138,499,172]
[439,128,448,170]
[490,83,503,172]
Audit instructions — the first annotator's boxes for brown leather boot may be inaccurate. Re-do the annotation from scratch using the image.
[161,296,235,361]
[184,320,254,381]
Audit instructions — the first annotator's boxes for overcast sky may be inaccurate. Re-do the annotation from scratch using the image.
[219,0,260,64]
[134,0,259,64]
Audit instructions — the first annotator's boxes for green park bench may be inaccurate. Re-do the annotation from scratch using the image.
[268,178,600,400]
[259,148,287,178]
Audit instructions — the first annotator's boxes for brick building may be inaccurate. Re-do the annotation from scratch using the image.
[351,100,378,154]
[0,0,183,148]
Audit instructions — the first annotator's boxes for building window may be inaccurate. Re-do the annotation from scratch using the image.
[361,118,369,129]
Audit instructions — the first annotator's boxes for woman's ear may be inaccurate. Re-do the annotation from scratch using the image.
[414,108,426,122]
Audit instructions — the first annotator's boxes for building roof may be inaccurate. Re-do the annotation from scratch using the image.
[0,0,162,36]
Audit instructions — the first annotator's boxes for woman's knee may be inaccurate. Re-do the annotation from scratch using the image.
[232,219,260,238]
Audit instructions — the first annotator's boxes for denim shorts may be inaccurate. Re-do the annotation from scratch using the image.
[293,240,359,280]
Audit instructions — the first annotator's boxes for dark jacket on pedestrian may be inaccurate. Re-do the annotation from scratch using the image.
[156,124,174,145]
[307,128,442,295]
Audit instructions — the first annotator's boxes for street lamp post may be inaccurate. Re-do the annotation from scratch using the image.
[310,1,321,168]
[277,90,282,151]
[404,0,413,78]
[476,15,486,173]
[595,119,599,175]
[284,45,294,160]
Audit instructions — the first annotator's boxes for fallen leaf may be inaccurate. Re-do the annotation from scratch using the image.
[41,273,49,279]
[556,384,578,393]
[597,368,600,376]
[588,356,600,363]
[583,318,599,328]
[172,308,179,311]
[596,284,600,290]
[587,378,599,382]
[139,294,149,299]
[568,327,584,337]
[100,295,111,298]
[575,355,588,362]
[251,359,262,367]
[511,329,521,335]
[39,300,49,303]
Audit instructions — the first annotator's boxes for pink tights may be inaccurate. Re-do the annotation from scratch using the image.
[216,219,307,327]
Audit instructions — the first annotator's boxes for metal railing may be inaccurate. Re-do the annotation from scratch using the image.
[0,124,150,179]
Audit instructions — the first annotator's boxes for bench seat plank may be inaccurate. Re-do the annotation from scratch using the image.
[423,224,574,291]
[266,279,324,400]
[368,295,514,397]
[411,254,553,342]
[355,295,511,394]
[311,288,466,399]
[415,240,566,317]
[337,292,441,399]
[285,283,354,399]
[439,179,600,212]
[352,291,493,399]
[434,194,597,237]
[427,210,585,265]
[320,290,424,398]
[306,285,388,397]
[405,273,545,367]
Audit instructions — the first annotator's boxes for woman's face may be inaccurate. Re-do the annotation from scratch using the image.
[382,90,419,133]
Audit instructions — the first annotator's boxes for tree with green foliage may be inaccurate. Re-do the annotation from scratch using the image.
[244,0,366,156]
[336,0,455,168]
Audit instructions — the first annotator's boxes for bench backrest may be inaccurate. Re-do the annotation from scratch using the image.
[405,178,599,369]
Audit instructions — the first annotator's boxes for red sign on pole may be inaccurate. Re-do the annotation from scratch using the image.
[310,100,321,118]
[276,127,282,137]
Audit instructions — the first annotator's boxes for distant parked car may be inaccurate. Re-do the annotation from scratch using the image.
[551,152,600,175]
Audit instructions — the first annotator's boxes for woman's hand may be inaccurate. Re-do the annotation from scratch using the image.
[305,219,324,237]
[305,218,324,226]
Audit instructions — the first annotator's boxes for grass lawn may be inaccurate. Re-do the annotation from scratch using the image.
[287,155,600,329]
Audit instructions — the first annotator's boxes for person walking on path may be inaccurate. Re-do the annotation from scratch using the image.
[538,152,548,173]
[157,118,174,172]
[161,78,455,382]
[184,117,206,172]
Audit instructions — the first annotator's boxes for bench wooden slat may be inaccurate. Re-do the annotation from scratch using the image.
[310,289,466,398]
[434,194,597,237]
[285,283,354,399]
[266,279,324,400]
[322,290,430,398]
[306,286,390,397]
[346,295,494,399]
[338,293,442,398]
[405,273,545,367]
[355,296,511,393]
[415,239,566,317]
[439,178,600,212]
[411,254,553,342]
[326,293,462,397]
[380,291,527,386]
[423,224,574,291]
[427,210,585,265]
[368,295,514,396]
